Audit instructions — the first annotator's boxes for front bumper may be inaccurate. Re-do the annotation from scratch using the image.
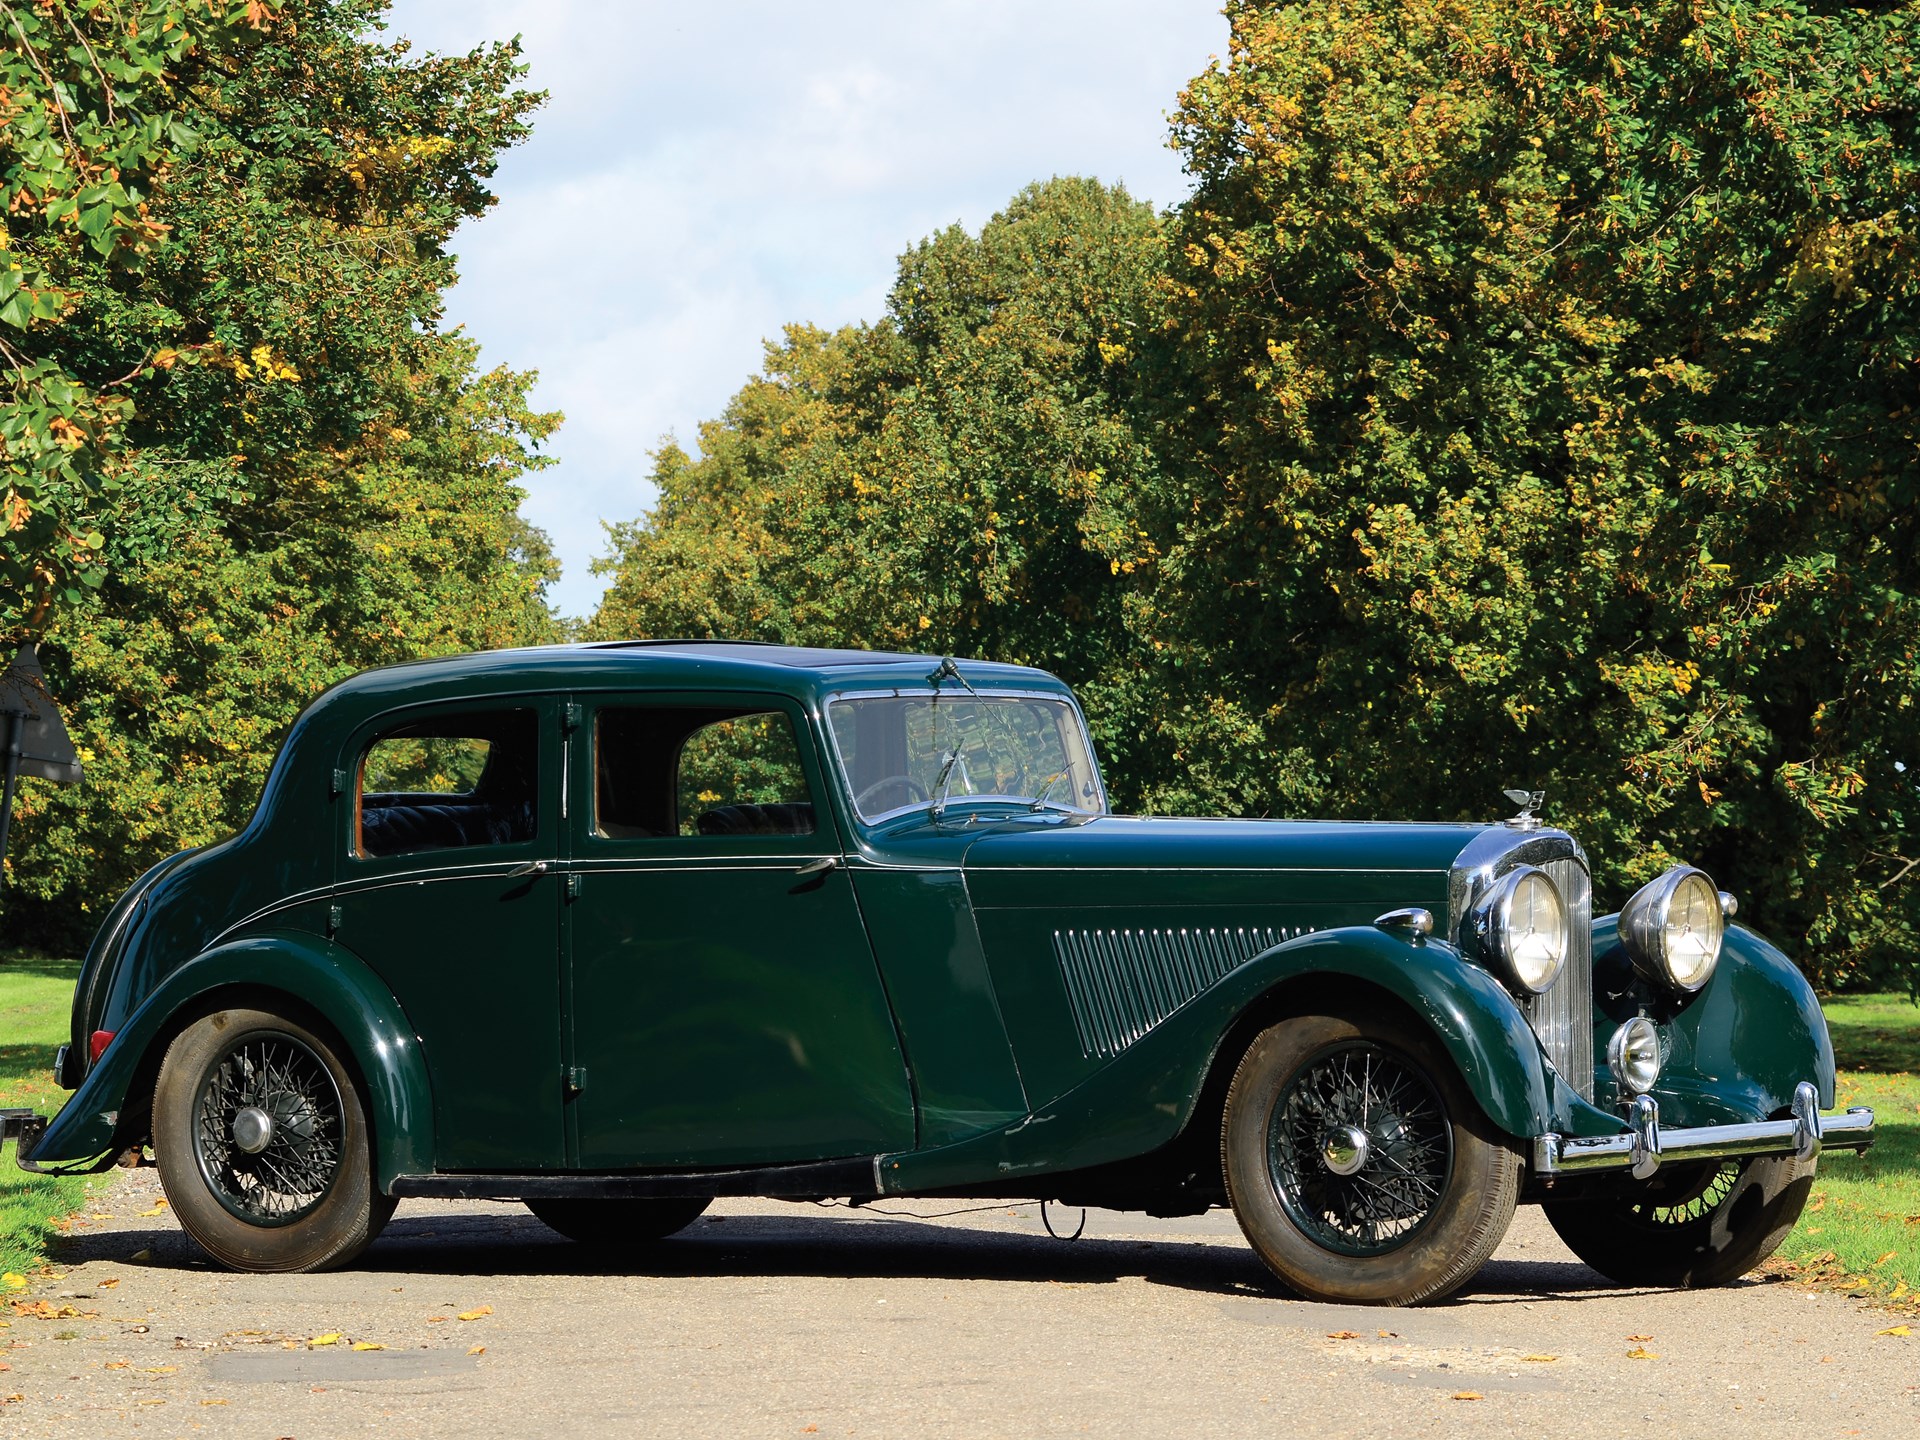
[1534,1082,1875,1180]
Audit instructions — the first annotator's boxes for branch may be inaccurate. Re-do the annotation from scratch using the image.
[0,1,79,160]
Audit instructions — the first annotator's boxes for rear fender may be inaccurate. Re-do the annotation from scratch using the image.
[24,933,432,1192]
[882,925,1573,1194]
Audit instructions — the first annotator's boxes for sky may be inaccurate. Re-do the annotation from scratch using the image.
[381,2,1230,619]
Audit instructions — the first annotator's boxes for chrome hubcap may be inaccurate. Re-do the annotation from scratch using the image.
[1321,1124,1371,1177]
[231,1105,274,1155]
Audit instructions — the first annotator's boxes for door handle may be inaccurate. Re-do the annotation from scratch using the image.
[508,860,550,878]
[794,857,840,878]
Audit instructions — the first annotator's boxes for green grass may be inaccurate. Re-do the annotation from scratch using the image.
[1774,993,1920,1307]
[0,952,100,1281]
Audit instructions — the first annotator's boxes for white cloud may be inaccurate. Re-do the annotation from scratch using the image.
[382,0,1228,617]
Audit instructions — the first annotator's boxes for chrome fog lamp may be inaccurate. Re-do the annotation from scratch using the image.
[1619,866,1724,993]
[1607,1016,1662,1094]
[1476,866,1569,995]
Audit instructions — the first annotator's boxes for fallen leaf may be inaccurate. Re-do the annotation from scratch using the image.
[1522,1354,1558,1363]
[128,1249,152,1263]
[201,1399,229,1406]
[0,1277,23,1293]
[1625,1334,1653,1342]
[351,1342,384,1351]
[1626,1347,1658,1360]
[1376,1329,1398,1338]
[802,1428,820,1434]
[142,1365,177,1374]
[1451,1391,1483,1401]
[1874,1326,1911,1338]
[1873,1252,1898,1268]
[425,1315,448,1324]
[308,1332,341,1347]
[456,1306,492,1322]
[136,1200,169,1217]
[96,1279,119,1290]
[467,1344,485,1356]
[1326,1330,1361,1340]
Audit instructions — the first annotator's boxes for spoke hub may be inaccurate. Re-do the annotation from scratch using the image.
[231,1105,274,1155]
[1320,1124,1371,1177]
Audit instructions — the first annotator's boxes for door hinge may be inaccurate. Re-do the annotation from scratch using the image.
[563,701,584,732]
[565,873,581,901]
[326,904,342,938]
[330,767,348,797]
[564,1065,588,1096]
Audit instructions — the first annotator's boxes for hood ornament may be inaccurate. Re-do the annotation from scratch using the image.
[1503,788,1545,830]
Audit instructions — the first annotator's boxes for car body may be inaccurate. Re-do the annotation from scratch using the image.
[4,641,1874,1301]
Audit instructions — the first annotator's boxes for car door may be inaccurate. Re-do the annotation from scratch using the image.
[563,692,915,1168]
[333,697,566,1171]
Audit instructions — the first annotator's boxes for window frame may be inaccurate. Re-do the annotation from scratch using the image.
[568,690,844,860]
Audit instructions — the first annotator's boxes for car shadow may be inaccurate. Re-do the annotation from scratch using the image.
[53,1203,1716,1308]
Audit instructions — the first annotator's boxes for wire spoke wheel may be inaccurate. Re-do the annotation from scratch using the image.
[191,1030,345,1226]
[1222,1007,1519,1305]
[156,1006,393,1272]
[1267,1041,1453,1257]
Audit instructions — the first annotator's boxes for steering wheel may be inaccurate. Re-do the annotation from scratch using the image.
[855,775,930,813]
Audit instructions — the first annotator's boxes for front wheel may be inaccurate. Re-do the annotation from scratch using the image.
[152,1006,394,1273]
[1221,1007,1521,1305]
[1543,1152,1815,1287]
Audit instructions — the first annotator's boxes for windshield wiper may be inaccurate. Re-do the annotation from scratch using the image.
[929,747,968,820]
[1028,771,1073,813]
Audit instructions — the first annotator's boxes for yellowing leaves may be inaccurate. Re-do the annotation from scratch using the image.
[457,1305,492,1322]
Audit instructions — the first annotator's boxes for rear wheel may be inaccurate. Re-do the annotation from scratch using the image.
[153,1006,395,1273]
[527,1197,711,1247]
[1221,1006,1520,1305]
[1543,1152,1815,1287]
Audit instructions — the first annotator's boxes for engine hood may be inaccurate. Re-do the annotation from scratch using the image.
[960,814,1496,878]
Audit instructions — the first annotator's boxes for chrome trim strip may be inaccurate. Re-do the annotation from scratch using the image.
[1532,1093,1875,1176]
[204,882,340,949]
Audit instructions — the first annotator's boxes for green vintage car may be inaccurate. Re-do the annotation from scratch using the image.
[2,642,1875,1302]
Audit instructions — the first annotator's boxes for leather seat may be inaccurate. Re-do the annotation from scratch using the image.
[694,802,816,837]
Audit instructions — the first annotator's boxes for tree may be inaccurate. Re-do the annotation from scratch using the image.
[591,177,1171,772]
[1152,0,1918,982]
[2,2,560,944]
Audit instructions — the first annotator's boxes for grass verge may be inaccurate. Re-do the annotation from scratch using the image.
[1773,993,1920,1308]
[0,952,102,1281]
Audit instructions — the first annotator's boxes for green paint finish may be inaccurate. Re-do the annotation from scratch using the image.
[1590,916,1838,1128]
[882,925,1558,1192]
[28,642,1851,1213]
[848,865,1029,1146]
[32,933,434,1191]
[563,690,915,1167]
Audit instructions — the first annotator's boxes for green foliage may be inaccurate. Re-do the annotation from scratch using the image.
[0,954,96,1277]
[2,0,272,633]
[2,3,561,946]
[593,7,1918,988]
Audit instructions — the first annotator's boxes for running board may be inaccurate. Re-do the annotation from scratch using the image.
[390,1155,881,1202]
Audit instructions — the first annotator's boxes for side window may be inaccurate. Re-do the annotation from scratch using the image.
[358,710,538,858]
[594,706,815,840]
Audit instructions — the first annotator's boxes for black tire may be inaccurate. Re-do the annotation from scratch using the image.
[526,1197,711,1247]
[1221,1006,1521,1305]
[1543,1152,1815,1287]
[152,1006,395,1273]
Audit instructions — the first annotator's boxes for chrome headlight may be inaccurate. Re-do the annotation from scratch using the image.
[1476,865,1569,994]
[1619,865,1724,993]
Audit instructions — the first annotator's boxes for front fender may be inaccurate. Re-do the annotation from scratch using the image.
[25,932,433,1192]
[884,925,1579,1193]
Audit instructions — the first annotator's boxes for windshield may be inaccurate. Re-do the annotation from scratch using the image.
[828,692,1106,822]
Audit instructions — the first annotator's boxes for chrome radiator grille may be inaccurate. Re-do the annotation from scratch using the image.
[1530,857,1595,1101]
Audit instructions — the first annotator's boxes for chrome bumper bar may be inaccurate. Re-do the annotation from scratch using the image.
[1533,1082,1875,1180]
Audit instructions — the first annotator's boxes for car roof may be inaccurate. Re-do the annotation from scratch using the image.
[299,641,1068,724]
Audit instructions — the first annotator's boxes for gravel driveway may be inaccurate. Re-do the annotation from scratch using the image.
[3,1167,1915,1438]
